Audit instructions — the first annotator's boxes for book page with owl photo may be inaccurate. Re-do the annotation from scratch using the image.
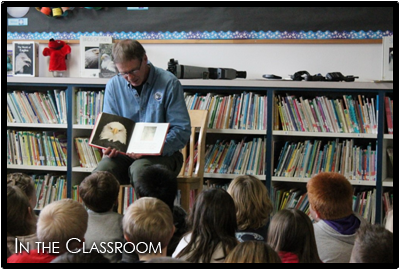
[88,112,169,155]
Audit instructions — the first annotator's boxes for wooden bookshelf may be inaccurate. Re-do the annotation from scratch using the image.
[7,77,393,223]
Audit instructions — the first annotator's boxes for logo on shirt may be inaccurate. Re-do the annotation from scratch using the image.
[154,92,162,101]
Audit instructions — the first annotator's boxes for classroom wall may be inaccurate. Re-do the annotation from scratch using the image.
[7,42,383,81]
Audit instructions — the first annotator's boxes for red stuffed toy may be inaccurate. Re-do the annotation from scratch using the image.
[43,38,71,71]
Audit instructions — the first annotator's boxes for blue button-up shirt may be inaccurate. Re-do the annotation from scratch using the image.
[103,63,191,156]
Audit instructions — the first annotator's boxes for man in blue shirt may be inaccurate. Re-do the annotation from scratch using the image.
[93,39,190,188]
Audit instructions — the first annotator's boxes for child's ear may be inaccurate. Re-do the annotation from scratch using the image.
[27,207,33,219]
[124,234,131,243]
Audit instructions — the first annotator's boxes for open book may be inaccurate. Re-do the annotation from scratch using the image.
[89,112,169,155]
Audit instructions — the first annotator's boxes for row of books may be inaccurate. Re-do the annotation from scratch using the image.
[384,96,393,134]
[33,174,67,210]
[74,137,103,168]
[274,139,377,181]
[270,186,310,215]
[7,130,67,166]
[7,90,67,124]
[271,185,378,224]
[184,92,268,130]
[75,89,105,125]
[382,191,393,215]
[204,137,265,175]
[353,188,376,224]
[118,186,138,214]
[71,185,83,204]
[204,180,230,190]
[275,94,378,134]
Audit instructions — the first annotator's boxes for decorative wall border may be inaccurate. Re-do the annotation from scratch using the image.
[7,30,393,41]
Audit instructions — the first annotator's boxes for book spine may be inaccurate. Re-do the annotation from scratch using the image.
[22,91,40,123]
[54,90,63,124]
[384,96,393,134]
[47,91,61,124]
[36,92,52,123]
[240,92,249,130]
[31,93,47,123]
[7,93,21,122]
[11,92,28,123]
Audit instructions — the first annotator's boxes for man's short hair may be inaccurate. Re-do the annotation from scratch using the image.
[350,223,393,263]
[135,164,177,212]
[79,171,120,212]
[112,39,146,64]
[37,199,88,253]
[123,197,174,254]
[307,172,353,220]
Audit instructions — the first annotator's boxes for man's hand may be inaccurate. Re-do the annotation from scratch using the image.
[102,147,119,158]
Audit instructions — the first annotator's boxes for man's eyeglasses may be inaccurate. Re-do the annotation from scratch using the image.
[118,58,143,77]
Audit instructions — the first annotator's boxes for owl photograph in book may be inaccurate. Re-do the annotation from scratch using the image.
[96,121,128,152]
[15,52,32,75]
[85,47,100,69]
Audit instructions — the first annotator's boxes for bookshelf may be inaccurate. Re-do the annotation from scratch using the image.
[7,77,393,223]
[181,79,393,224]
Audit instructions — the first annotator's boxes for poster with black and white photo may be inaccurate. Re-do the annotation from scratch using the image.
[12,41,38,77]
[80,36,112,78]
[382,36,393,81]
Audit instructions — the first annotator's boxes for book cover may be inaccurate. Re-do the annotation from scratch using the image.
[80,36,112,78]
[99,43,118,78]
[12,41,38,77]
[89,112,169,155]
[7,50,13,76]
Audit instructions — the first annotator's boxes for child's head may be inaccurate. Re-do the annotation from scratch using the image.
[224,241,282,263]
[7,173,37,209]
[350,223,393,263]
[178,188,237,262]
[145,257,191,263]
[123,197,174,255]
[227,175,273,230]
[50,250,110,263]
[267,208,321,263]
[79,171,120,212]
[189,188,237,238]
[7,185,37,236]
[135,164,177,212]
[37,199,88,254]
[307,172,353,220]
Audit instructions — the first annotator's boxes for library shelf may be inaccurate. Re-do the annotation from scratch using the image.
[7,77,393,223]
